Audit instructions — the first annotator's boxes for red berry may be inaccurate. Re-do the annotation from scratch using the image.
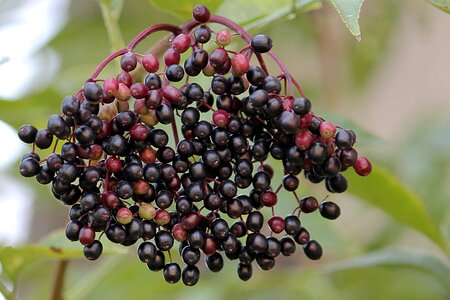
[172,34,191,53]
[172,223,188,242]
[295,130,314,151]
[203,236,218,255]
[155,209,170,225]
[216,29,232,46]
[163,85,182,103]
[354,156,372,176]
[231,54,250,76]
[319,121,336,139]
[268,216,285,234]
[116,71,133,87]
[79,226,95,245]
[299,112,313,129]
[182,212,201,230]
[105,156,122,173]
[261,191,277,207]
[134,98,148,115]
[163,48,181,66]
[142,53,159,73]
[212,110,229,127]
[101,191,120,209]
[130,123,149,141]
[116,207,133,225]
[133,179,151,195]
[130,83,149,99]
[139,147,157,163]
[115,83,131,102]
[103,78,119,96]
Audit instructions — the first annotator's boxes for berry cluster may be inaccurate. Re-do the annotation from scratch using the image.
[17,5,371,286]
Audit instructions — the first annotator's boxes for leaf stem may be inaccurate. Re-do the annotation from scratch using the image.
[51,260,69,300]
[97,0,126,52]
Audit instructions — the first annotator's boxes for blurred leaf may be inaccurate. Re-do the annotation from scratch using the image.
[346,1,399,89]
[98,0,126,53]
[217,0,291,28]
[0,246,79,281]
[346,165,448,252]
[239,0,322,31]
[98,0,124,19]
[296,0,323,13]
[217,0,321,30]
[428,0,450,13]
[327,0,364,40]
[323,249,450,290]
[65,256,122,300]
[0,229,126,281]
[390,116,450,224]
[148,0,224,20]
[0,89,61,130]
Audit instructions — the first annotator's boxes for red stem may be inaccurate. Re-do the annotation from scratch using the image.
[208,16,303,97]
[88,48,128,81]
[127,24,180,50]
[88,22,198,81]
[87,14,304,98]
[171,116,180,146]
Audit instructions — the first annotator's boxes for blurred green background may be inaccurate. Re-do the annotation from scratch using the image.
[0,0,449,299]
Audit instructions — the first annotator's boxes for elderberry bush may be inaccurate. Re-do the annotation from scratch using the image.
[17,4,372,286]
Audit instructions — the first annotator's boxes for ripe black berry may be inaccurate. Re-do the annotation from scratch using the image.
[83,240,103,260]
[319,201,341,220]
[237,263,252,281]
[147,250,165,271]
[251,34,273,53]
[303,240,322,260]
[182,265,200,286]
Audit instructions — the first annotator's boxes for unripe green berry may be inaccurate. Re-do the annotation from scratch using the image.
[139,203,157,220]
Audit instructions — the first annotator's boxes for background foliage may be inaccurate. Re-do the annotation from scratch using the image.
[0,0,449,299]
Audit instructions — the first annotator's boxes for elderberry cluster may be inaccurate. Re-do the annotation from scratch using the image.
[17,5,372,286]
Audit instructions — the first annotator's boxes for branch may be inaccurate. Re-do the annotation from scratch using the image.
[51,260,69,300]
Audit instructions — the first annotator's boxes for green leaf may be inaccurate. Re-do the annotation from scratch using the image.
[0,246,80,281]
[427,0,450,13]
[346,165,448,252]
[216,0,291,27]
[323,249,450,290]
[327,0,364,40]
[0,230,127,281]
[233,0,322,31]
[346,1,399,89]
[148,0,224,20]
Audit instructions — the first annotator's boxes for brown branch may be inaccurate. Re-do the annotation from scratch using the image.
[51,260,69,300]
